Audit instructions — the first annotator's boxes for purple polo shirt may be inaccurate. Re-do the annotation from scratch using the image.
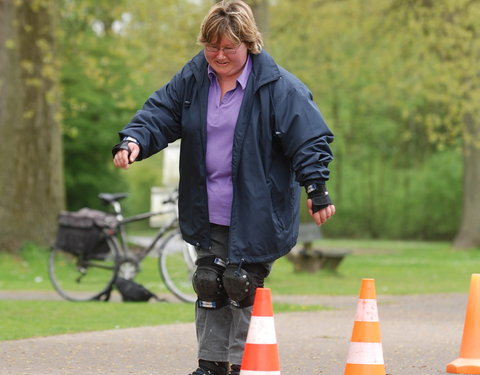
[206,56,252,226]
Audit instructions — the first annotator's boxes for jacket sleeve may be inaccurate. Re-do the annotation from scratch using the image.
[118,68,186,161]
[272,76,334,185]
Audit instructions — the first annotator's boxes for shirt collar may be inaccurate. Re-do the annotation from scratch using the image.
[208,55,252,89]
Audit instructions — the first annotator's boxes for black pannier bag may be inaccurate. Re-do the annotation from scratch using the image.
[54,208,118,259]
[115,277,161,302]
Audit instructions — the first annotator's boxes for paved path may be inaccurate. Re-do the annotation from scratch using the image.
[0,293,467,375]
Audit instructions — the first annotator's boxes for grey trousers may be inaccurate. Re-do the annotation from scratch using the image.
[195,224,271,365]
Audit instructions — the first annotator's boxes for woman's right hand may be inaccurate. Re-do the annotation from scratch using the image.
[113,142,140,169]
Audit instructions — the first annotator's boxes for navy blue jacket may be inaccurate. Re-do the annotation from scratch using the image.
[119,50,333,263]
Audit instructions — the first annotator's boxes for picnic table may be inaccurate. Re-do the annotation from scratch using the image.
[286,223,351,273]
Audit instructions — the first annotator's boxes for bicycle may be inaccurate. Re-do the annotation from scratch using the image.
[48,188,197,303]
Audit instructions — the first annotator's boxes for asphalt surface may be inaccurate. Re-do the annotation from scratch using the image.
[0,293,469,375]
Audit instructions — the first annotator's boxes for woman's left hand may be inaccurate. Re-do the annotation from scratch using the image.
[307,201,336,226]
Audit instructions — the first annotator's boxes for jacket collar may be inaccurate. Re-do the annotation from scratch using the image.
[189,49,281,92]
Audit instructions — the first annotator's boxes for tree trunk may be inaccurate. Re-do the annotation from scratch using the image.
[453,113,480,249]
[249,0,269,41]
[0,0,64,252]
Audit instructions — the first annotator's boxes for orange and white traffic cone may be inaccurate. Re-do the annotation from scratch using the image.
[240,288,281,375]
[447,273,480,374]
[344,278,386,375]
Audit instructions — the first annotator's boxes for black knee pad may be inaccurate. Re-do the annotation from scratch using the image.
[223,263,269,308]
[192,256,228,309]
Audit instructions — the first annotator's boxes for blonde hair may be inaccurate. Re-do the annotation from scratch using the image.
[198,0,263,54]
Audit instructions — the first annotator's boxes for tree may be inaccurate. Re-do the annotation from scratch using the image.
[0,0,64,252]
[268,0,464,240]
[59,0,132,210]
[387,0,480,248]
[248,0,269,40]
[59,0,205,213]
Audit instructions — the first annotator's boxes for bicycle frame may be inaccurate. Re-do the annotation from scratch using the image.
[111,202,180,262]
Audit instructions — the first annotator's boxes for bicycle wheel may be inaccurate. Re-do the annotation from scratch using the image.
[159,231,197,303]
[48,237,119,301]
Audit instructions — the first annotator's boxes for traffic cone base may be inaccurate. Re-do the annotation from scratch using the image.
[447,358,480,374]
[344,363,386,375]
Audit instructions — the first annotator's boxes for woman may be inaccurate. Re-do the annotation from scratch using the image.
[113,1,335,374]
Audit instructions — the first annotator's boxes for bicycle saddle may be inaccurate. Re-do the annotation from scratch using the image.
[98,193,129,205]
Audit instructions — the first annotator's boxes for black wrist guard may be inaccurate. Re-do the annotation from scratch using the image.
[112,140,132,159]
[306,181,332,213]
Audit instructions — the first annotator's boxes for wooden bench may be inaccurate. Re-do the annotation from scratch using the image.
[286,223,351,273]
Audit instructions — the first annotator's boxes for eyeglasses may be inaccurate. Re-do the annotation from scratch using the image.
[205,44,241,55]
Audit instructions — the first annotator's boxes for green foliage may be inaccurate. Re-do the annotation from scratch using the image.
[268,0,470,240]
[61,60,131,210]
[324,149,462,240]
[59,0,206,210]
[385,0,480,147]
[60,0,134,209]
[55,0,477,239]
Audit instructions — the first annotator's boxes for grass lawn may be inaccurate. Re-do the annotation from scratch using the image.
[267,239,480,295]
[0,299,323,341]
[1,239,479,341]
